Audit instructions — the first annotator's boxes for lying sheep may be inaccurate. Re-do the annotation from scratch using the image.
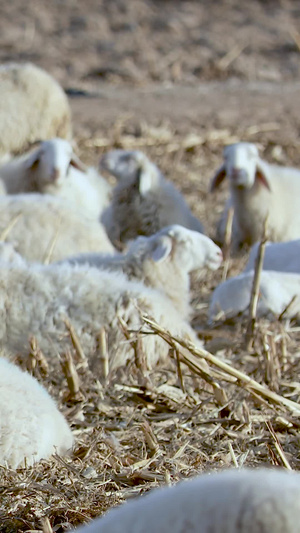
[245,239,300,274]
[0,62,71,155]
[100,149,205,247]
[0,230,218,371]
[0,138,112,218]
[0,194,114,263]
[63,225,223,319]
[209,269,300,322]
[0,358,73,468]
[76,468,300,533]
[210,142,300,249]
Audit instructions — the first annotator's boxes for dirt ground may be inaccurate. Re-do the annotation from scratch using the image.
[2,1,300,532]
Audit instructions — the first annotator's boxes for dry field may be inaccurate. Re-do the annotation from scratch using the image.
[1,1,300,532]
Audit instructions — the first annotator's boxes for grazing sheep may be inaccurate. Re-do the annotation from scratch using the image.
[63,225,223,318]
[210,142,300,249]
[0,194,114,263]
[76,468,300,533]
[244,239,300,274]
[0,358,73,468]
[0,62,71,155]
[100,149,205,247]
[209,269,300,322]
[0,243,211,372]
[0,139,112,218]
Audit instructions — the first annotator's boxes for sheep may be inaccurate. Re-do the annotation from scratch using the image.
[0,229,219,372]
[244,239,300,274]
[62,225,223,318]
[75,468,300,533]
[209,269,300,322]
[210,142,300,249]
[0,62,71,155]
[0,138,112,218]
[0,193,114,263]
[0,358,73,468]
[100,149,205,247]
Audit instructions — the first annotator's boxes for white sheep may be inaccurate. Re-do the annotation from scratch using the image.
[244,239,300,274]
[0,138,112,218]
[0,358,73,468]
[75,468,300,533]
[62,225,223,318]
[0,193,114,263]
[0,62,71,155]
[210,142,300,249]
[100,149,205,247]
[0,226,222,371]
[209,269,300,322]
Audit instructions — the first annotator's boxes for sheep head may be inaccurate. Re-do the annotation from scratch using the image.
[210,142,271,192]
[130,225,223,274]
[25,138,87,187]
[100,149,161,195]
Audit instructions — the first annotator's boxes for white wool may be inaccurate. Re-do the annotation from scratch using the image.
[209,269,300,322]
[0,193,114,262]
[0,358,73,468]
[75,468,300,533]
[0,261,204,373]
[0,62,71,155]
[245,239,300,274]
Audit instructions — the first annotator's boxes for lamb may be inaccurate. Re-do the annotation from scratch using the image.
[209,269,300,322]
[244,239,300,274]
[0,193,114,263]
[0,138,112,218]
[0,358,73,468]
[62,225,223,318]
[75,468,300,533]
[100,149,205,247]
[0,226,221,371]
[210,142,300,249]
[0,62,71,155]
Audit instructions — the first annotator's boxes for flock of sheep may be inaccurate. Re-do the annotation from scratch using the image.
[2,61,300,531]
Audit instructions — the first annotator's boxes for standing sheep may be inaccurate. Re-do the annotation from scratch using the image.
[209,269,300,322]
[0,358,73,468]
[0,194,114,263]
[210,142,300,249]
[0,62,71,155]
[0,138,112,218]
[0,227,221,370]
[100,149,205,247]
[76,468,300,533]
[63,225,223,318]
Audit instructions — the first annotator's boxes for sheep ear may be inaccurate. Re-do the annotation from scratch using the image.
[70,154,88,173]
[25,149,41,169]
[151,236,172,263]
[255,162,271,191]
[209,165,226,192]
[138,168,154,196]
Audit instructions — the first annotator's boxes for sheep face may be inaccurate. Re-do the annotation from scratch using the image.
[25,138,87,187]
[130,225,223,274]
[223,143,259,188]
[210,142,271,192]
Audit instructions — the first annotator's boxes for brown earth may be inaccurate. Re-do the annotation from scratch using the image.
[2,1,300,532]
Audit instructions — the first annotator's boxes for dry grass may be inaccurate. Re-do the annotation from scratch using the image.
[2,123,300,533]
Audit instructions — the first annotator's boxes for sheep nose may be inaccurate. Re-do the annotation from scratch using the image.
[231,168,247,180]
[51,168,60,182]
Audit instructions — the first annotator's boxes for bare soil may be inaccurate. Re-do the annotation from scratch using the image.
[1,1,300,532]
